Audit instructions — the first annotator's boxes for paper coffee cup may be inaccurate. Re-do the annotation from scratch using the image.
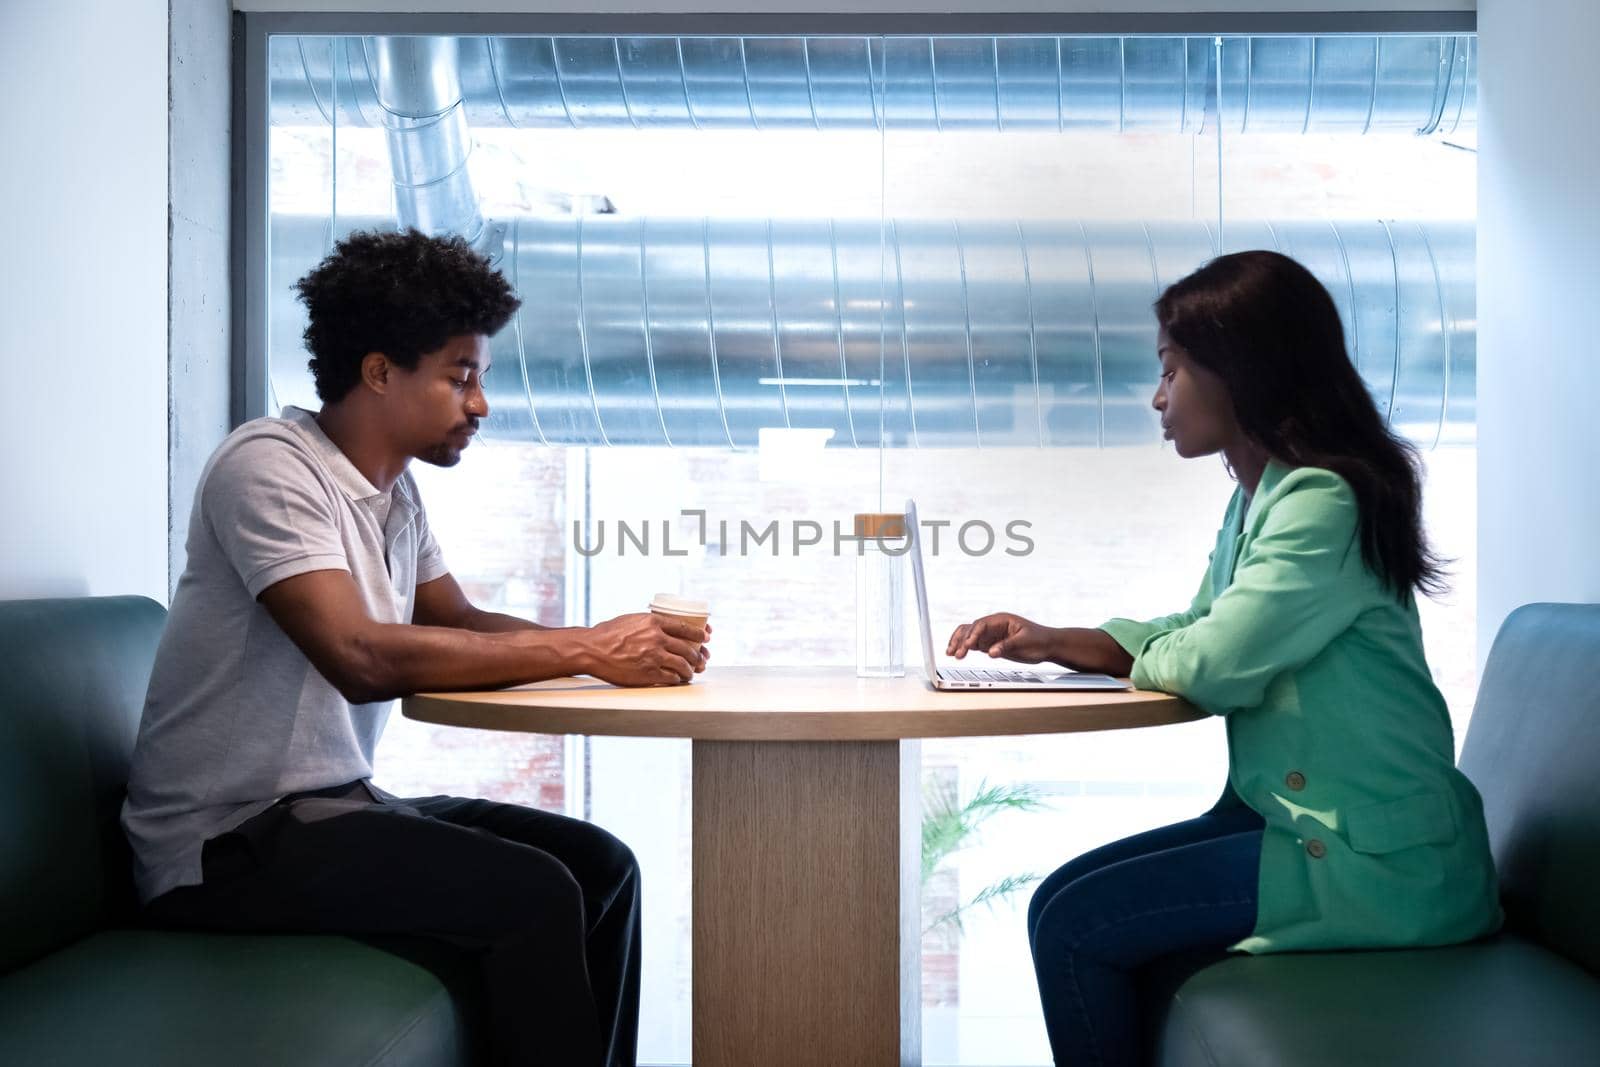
[649,594,710,629]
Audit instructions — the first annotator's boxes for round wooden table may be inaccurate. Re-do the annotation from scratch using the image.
[405,666,1199,1067]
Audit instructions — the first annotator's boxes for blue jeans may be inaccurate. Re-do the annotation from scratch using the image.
[1027,803,1266,1066]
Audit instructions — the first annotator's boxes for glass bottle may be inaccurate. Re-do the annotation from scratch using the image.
[854,512,907,678]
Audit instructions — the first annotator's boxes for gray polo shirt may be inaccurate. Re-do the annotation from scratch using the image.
[122,406,448,904]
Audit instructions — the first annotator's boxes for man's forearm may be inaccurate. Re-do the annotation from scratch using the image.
[344,622,592,702]
[460,607,555,634]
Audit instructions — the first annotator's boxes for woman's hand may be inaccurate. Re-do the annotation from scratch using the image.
[946,613,1062,664]
[946,616,1136,676]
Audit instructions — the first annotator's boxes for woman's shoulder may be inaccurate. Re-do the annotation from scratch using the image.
[1266,463,1356,503]
[1255,463,1360,534]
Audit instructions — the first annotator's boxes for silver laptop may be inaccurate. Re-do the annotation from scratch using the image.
[906,499,1131,692]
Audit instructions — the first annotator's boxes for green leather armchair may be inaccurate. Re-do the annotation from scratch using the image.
[0,597,480,1066]
[1147,603,1600,1066]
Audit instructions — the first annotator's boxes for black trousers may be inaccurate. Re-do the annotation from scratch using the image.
[144,782,642,1067]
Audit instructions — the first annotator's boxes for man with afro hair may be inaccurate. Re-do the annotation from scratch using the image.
[123,229,707,1067]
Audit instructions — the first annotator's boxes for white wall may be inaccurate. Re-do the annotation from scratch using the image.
[1477,0,1600,656]
[0,0,168,602]
[170,0,234,595]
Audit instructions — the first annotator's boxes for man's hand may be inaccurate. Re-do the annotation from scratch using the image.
[946,612,1062,663]
[582,612,710,687]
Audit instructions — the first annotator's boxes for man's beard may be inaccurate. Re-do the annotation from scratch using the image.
[418,443,463,467]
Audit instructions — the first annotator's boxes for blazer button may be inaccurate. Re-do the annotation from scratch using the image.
[1285,771,1307,792]
[1306,839,1327,859]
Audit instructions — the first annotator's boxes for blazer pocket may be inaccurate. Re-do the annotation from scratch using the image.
[1345,791,1458,854]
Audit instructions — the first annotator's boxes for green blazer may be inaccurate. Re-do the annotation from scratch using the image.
[1100,461,1502,954]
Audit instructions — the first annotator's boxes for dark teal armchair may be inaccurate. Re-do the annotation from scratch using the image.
[1148,603,1600,1066]
[0,597,480,1066]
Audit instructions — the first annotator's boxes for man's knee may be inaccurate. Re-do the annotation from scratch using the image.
[483,849,589,935]
[579,822,640,893]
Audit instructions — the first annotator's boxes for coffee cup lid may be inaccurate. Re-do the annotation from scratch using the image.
[650,594,709,617]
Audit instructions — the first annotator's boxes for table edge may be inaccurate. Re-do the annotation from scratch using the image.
[402,690,1204,741]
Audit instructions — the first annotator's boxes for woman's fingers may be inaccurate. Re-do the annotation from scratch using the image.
[950,614,1011,658]
[988,623,1023,658]
[990,620,1056,664]
[946,623,968,656]
[951,622,989,658]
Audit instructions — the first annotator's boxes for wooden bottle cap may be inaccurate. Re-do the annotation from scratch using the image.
[853,512,907,538]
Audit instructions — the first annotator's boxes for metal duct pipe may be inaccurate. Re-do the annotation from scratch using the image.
[367,36,484,242]
[272,35,1475,135]
[270,215,1473,449]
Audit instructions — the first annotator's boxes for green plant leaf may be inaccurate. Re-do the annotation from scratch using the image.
[923,872,1043,936]
[921,776,1047,880]
[919,775,1050,935]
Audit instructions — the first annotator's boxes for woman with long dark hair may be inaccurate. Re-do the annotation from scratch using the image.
[947,251,1501,1067]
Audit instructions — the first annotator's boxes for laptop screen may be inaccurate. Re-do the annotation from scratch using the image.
[905,499,941,679]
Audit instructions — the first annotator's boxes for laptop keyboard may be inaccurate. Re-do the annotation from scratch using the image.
[945,668,1041,684]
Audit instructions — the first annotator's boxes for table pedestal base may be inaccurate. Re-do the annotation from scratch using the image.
[692,739,922,1067]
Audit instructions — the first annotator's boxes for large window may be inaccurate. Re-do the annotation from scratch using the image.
[255,22,1476,1065]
